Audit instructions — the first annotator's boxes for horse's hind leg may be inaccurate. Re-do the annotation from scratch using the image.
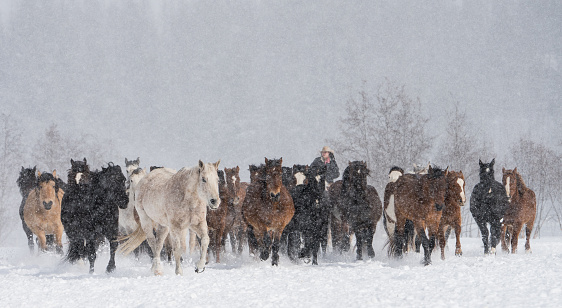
[22,221,34,253]
[525,221,534,253]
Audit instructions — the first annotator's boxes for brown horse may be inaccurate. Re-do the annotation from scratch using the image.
[242,158,294,265]
[205,170,229,263]
[501,168,536,253]
[437,170,466,260]
[23,170,65,254]
[223,166,248,255]
[385,166,448,265]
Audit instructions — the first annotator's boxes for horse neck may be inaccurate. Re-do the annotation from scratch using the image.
[174,167,199,199]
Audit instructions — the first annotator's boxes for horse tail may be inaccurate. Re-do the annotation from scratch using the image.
[117,225,147,256]
[383,184,396,239]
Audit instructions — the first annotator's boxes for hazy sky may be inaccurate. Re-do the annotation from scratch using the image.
[1,0,560,181]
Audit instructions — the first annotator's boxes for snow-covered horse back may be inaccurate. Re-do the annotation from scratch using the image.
[118,160,221,275]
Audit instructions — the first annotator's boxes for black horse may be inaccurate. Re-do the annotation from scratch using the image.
[280,164,308,261]
[330,161,382,260]
[297,164,330,265]
[17,166,39,251]
[61,159,128,273]
[470,158,509,254]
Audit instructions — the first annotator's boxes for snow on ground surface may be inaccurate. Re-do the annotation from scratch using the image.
[1,237,561,307]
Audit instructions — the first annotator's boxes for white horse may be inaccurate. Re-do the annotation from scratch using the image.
[119,167,147,236]
[119,160,221,275]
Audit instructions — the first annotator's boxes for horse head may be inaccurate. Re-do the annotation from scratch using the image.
[198,160,221,210]
[447,170,466,206]
[249,164,265,184]
[264,157,283,202]
[479,158,496,184]
[292,164,308,186]
[427,165,449,212]
[125,157,140,177]
[36,170,60,211]
[502,167,523,202]
[345,161,370,192]
[388,166,404,183]
[69,158,91,186]
[224,166,240,205]
[282,166,293,189]
[99,163,129,210]
[17,166,37,197]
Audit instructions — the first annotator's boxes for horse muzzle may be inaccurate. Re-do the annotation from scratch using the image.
[208,198,220,210]
[270,192,281,202]
[435,203,444,211]
[43,201,53,210]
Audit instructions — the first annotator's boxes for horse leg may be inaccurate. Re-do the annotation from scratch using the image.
[246,225,258,257]
[22,221,34,253]
[355,227,364,261]
[148,225,169,275]
[86,238,98,274]
[438,224,447,260]
[55,224,64,255]
[490,219,502,254]
[417,227,431,266]
[511,223,523,254]
[168,229,184,275]
[36,230,47,253]
[287,230,300,262]
[500,223,509,252]
[525,220,534,253]
[454,223,462,256]
[475,218,490,254]
[191,222,210,273]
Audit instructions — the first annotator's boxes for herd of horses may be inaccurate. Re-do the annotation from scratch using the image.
[16,156,536,275]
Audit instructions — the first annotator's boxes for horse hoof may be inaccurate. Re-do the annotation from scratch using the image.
[303,257,311,264]
[312,260,318,265]
[89,268,95,274]
[195,267,205,273]
[106,266,115,273]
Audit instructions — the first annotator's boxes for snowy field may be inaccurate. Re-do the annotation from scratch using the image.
[1,236,561,307]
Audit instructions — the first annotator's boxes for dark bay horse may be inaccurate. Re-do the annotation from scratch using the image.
[501,168,536,253]
[223,166,248,255]
[22,170,65,254]
[242,158,295,266]
[470,159,509,255]
[62,159,129,273]
[330,161,382,260]
[437,170,466,260]
[281,164,308,261]
[205,170,228,263]
[385,165,448,265]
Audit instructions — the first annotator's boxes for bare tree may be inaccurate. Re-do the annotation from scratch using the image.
[0,113,25,243]
[329,80,433,190]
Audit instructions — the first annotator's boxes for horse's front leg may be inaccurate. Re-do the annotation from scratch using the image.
[417,227,432,266]
[511,223,523,254]
[454,224,462,256]
[500,223,509,252]
[191,222,209,273]
[55,224,64,255]
[438,224,447,260]
[106,234,118,273]
[36,230,47,253]
[271,230,282,266]
[86,238,97,274]
[490,219,502,254]
[475,218,490,254]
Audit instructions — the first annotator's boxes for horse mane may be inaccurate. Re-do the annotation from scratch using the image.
[17,167,37,196]
[389,166,404,175]
[515,171,527,195]
[427,165,446,179]
[131,167,144,176]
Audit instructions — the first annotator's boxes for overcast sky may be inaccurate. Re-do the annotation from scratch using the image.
[1,0,560,181]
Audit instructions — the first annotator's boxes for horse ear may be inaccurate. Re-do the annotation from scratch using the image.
[199,160,205,170]
[265,157,269,164]
[71,159,75,164]
[37,171,41,177]
[279,157,283,165]
[215,160,221,169]
[236,166,239,173]
[53,170,57,178]
[479,159,483,166]
[83,158,87,164]
[21,166,24,172]
[491,158,495,166]
[445,166,449,175]
[125,158,129,165]
[514,167,517,173]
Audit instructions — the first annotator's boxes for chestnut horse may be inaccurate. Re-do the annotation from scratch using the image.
[223,166,248,255]
[23,170,65,254]
[501,168,536,253]
[437,170,466,260]
[242,158,294,266]
[385,165,448,265]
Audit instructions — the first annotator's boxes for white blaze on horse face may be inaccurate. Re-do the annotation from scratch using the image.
[486,168,490,173]
[457,178,466,204]
[388,170,402,183]
[294,172,306,186]
[315,175,321,183]
[505,176,511,198]
[75,173,83,185]
[200,163,221,210]
[231,176,237,185]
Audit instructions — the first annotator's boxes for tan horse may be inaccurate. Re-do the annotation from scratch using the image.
[437,170,466,260]
[23,171,64,254]
[501,168,536,253]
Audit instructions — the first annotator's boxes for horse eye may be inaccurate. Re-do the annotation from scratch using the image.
[202,177,207,183]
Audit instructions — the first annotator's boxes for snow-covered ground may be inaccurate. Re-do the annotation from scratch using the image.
[1,236,561,307]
